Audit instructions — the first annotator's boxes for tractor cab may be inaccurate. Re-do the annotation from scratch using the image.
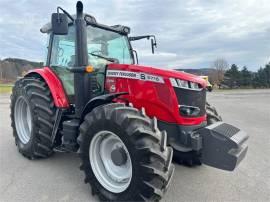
[41,15,133,102]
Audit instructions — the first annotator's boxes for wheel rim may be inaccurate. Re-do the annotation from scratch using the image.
[89,131,132,193]
[14,96,32,144]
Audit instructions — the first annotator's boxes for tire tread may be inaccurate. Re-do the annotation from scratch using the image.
[10,77,56,159]
[78,103,174,201]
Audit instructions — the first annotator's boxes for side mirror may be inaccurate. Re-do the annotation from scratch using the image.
[151,38,157,54]
[51,13,68,35]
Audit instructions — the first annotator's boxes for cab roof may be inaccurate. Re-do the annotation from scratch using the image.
[40,14,130,35]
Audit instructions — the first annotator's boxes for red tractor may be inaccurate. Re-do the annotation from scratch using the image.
[10,2,248,201]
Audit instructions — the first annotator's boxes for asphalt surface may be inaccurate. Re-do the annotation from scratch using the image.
[0,89,270,202]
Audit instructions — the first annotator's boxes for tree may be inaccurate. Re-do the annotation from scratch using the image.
[224,64,240,88]
[252,64,270,88]
[264,63,270,87]
[240,66,252,87]
[212,58,229,87]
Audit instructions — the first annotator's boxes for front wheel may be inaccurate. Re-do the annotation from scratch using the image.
[78,103,174,201]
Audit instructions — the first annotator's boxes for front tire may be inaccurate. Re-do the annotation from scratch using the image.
[78,103,174,201]
[10,77,56,159]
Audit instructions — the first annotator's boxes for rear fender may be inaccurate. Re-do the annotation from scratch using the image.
[25,67,69,108]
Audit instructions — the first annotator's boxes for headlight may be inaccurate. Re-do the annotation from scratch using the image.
[177,79,189,88]
[190,82,199,90]
[179,105,200,117]
[170,78,201,90]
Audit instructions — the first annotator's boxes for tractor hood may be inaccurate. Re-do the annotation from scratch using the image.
[108,63,207,88]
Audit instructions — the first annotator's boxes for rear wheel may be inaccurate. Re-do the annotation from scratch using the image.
[78,103,174,201]
[10,77,56,159]
[173,102,222,166]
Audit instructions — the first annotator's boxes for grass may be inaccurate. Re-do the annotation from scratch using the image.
[0,84,13,94]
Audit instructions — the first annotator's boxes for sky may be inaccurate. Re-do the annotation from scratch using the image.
[0,0,270,71]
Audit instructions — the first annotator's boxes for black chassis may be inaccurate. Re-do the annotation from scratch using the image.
[158,120,207,152]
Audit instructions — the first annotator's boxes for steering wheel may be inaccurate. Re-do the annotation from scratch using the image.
[90,50,103,55]
[57,47,64,57]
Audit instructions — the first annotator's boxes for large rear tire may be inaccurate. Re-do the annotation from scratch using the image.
[173,102,222,166]
[10,77,56,159]
[78,103,174,201]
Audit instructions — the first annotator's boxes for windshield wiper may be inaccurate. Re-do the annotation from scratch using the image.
[89,52,119,63]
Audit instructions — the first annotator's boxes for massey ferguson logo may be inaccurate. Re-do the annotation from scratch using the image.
[107,70,164,84]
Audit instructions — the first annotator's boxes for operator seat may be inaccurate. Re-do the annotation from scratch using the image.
[68,55,75,67]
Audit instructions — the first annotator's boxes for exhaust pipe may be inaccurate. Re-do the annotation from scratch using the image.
[73,1,91,117]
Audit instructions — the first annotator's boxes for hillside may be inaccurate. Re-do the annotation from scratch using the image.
[0,58,216,82]
[0,58,43,82]
[175,68,216,76]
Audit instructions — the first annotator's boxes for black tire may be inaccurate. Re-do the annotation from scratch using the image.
[173,102,222,167]
[78,103,174,201]
[10,77,56,159]
[206,102,222,124]
[207,87,213,92]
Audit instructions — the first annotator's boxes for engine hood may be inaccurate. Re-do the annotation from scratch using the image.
[108,63,207,88]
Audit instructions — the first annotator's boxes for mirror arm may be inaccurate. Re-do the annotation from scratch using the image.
[57,7,74,22]
[129,35,151,41]
[129,35,157,55]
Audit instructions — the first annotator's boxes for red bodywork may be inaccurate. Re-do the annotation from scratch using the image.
[28,64,207,125]
[26,67,69,108]
[105,64,207,126]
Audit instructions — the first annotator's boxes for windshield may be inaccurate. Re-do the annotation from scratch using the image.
[49,25,133,97]
[50,25,133,69]
[87,26,133,67]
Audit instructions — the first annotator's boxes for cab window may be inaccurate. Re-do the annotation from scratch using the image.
[49,27,75,97]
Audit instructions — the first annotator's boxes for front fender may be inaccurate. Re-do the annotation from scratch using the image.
[80,92,128,122]
[25,67,69,108]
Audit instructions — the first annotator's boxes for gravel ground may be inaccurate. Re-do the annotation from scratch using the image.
[0,89,269,202]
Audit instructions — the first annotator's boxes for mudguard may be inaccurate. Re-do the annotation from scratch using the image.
[198,122,248,171]
[80,92,128,122]
[26,67,69,108]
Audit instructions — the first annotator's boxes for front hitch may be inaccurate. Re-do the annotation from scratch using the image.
[197,122,248,171]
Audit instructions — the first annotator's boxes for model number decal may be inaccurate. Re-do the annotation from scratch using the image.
[107,70,164,83]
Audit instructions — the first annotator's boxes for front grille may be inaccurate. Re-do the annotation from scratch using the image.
[173,87,206,117]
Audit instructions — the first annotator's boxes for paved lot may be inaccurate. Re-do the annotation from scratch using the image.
[0,89,270,202]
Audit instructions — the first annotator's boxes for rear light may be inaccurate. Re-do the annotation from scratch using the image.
[179,105,200,117]
[170,78,202,91]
